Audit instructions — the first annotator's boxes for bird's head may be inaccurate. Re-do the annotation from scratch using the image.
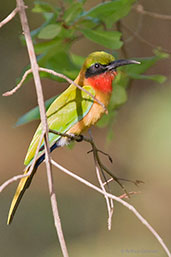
[82,51,140,93]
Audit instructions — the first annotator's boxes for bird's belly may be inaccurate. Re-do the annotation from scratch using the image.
[67,90,111,135]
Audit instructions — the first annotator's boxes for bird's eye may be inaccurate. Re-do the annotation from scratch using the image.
[94,63,100,69]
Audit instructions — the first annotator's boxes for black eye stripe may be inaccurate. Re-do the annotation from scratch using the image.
[85,63,108,78]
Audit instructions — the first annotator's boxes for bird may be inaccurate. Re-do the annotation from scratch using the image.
[7,51,140,224]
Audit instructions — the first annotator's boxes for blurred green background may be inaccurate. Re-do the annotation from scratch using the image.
[0,0,171,256]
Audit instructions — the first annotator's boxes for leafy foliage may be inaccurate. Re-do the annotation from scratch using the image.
[17,0,169,137]
[80,28,122,49]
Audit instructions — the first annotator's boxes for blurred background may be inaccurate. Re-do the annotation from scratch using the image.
[0,0,171,256]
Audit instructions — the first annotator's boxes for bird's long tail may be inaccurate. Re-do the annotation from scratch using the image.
[7,139,65,225]
[7,163,38,225]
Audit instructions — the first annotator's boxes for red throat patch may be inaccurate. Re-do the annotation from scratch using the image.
[86,71,117,93]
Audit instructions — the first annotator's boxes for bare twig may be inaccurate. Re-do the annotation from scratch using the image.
[51,159,171,257]
[96,164,114,230]
[3,69,31,96]
[134,4,171,21]
[124,11,143,44]
[0,7,19,28]
[0,174,27,193]
[43,135,69,257]
[119,191,141,199]
[122,22,171,54]
[116,20,128,58]
[103,178,113,186]
[49,129,135,196]
[16,1,69,256]
[94,149,113,163]
[94,147,114,230]
[49,129,115,229]
[3,67,107,114]
[88,130,114,230]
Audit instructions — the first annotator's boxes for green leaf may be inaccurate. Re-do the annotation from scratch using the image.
[154,48,170,59]
[84,0,136,27]
[39,48,74,72]
[42,12,56,21]
[123,57,158,75]
[78,0,87,3]
[97,109,116,128]
[37,47,80,81]
[106,125,115,143]
[128,73,166,83]
[38,24,61,39]
[34,39,61,54]
[113,71,130,88]
[71,54,84,68]
[110,84,127,108]
[121,49,168,83]
[80,28,122,49]
[104,0,136,28]
[31,13,56,39]
[77,17,99,29]
[84,0,124,17]
[16,96,57,126]
[63,2,83,24]
[32,1,54,13]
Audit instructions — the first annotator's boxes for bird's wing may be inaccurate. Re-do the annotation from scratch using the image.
[7,84,95,224]
[24,84,95,166]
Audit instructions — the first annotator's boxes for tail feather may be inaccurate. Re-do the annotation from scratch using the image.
[7,139,63,225]
[7,165,38,225]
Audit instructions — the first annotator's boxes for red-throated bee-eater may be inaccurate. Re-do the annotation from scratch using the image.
[7,51,140,224]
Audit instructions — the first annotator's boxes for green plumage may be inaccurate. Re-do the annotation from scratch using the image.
[24,84,95,165]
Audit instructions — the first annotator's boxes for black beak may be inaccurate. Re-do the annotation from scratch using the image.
[107,59,140,71]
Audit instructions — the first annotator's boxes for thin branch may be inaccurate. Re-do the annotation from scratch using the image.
[51,159,171,257]
[103,178,113,186]
[0,7,19,28]
[119,191,141,199]
[49,128,115,229]
[96,165,114,230]
[16,1,69,256]
[3,67,108,114]
[116,20,128,58]
[134,4,171,21]
[95,149,113,163]
[123,22,156,48]
[49,129,138,196]
[0,174,28,193]
[122,23,171,54]
[43,135,69,257]
[124,11,143,44]
[94,148,114,230]
[3,69,31,96]
[88,130,114,230]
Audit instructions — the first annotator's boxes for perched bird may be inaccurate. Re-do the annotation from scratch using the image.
[7,51,139,224]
